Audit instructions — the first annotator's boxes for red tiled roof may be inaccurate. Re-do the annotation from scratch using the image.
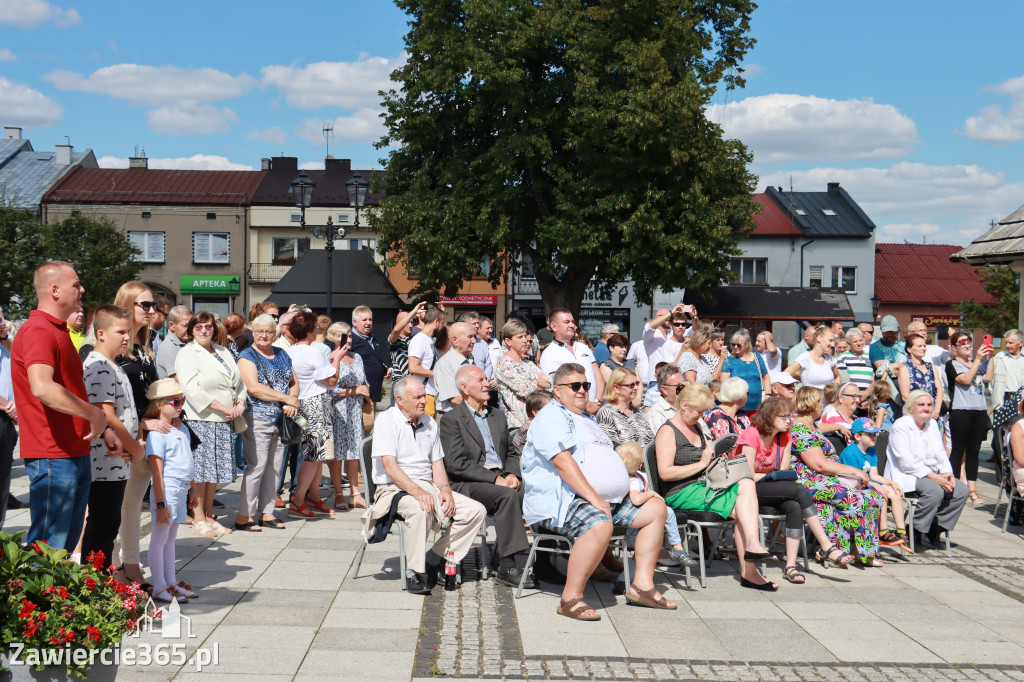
[43,167,266,205]
[751,194,801,236]
[875,243,996,306]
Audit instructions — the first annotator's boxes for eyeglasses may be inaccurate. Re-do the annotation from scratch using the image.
[253,329,275,336]
[134,301,156,311]
[730,342,743,347]
[620,382,639,389]
[269,314,279,320]
[663,383,683,390]
[776,415,794,422]
[193,323,214,332]
[840,393,861,399]
[671,322,687,327]
[163,397,185,408]
[557,381,591,393]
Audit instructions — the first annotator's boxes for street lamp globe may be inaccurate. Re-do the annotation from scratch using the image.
[290,171,316,209]
[346,172,369,226]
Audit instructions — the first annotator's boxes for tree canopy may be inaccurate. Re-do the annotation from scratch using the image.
[957,265,1019,332]
[0,203,144,314]
[373,0,759,316]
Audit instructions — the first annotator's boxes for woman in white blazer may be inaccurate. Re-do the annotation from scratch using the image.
[885,390,969,548]
[175,310,247,537]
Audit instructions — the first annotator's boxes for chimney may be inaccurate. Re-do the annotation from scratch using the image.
[325,157,351,174]
[55,144,73,166]
[4,126,22,140]
[269,156,298,172]
[129,156,148,169]
[827,182,840,194]
[261,158,271,171]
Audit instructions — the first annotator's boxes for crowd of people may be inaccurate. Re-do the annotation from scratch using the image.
[2,263,1022,623]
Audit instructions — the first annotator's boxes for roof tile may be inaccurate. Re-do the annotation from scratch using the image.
[875,243,995,306]
[43,167,266,205]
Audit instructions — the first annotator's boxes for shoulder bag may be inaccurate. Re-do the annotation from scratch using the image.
[760,434,797,482]
[700,432,751,502]
[251,349,303,445]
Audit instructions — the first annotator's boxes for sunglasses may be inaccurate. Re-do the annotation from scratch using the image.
[730,342,743,347]
[269,314,279,320]
[671,322,687,327]
[620,382,639,389]
[134,301,156,311]
[163,397,185,408]
[557,381,591,393]
[193,323,214,332]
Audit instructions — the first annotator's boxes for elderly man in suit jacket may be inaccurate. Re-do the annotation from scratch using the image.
[350,305,390,403]
[439,364,536,588]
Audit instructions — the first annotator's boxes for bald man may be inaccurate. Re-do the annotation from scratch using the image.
[12,261,113,551]
[433,322,476,414]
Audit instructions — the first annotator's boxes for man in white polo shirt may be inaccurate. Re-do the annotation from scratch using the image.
[539,308,603,414]
[364,376,486,595]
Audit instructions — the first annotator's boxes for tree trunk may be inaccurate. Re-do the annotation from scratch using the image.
[535,268,593,322]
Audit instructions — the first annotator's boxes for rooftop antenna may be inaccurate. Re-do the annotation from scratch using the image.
[134,145,139,157]
[64,135,70,146]
[323,122,334,158]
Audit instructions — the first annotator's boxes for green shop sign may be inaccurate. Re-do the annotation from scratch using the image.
[180,275,241,295]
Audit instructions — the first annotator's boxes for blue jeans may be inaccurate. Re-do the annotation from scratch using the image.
[24,456,91,552]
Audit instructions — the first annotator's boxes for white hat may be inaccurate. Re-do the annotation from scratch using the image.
[771,372,797,386]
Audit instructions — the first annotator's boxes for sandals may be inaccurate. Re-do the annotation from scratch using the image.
[233,520,262,532]
[968,492,982,505]
[816,545,853,569]
[153,585,188,604]
[624,583,677,610]
[860,556,885,567]
[350,494,368,509]
[191,521,221,538]
[333,494,350,511]
[308,500,336,516]
[556,596,601,621]
[288,504,317,519]
[740,577,779,592]
[176,581,199,599]
[783,565,806,584]
[259,517,285,529]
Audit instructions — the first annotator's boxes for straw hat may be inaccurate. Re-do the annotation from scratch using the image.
[146,378,183,401]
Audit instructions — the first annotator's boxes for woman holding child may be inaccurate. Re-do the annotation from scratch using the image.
[655,382,780,590]
[736,397,856,582]
[791,387,885,567]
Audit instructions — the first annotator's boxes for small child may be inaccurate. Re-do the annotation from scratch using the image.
[144,378,198,603]
[839,417,913,553]
[869,382,897,431]
[81,305,145,570]
[615,441,696,568]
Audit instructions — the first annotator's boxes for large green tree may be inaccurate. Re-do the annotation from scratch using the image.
[0,203,144,314]
[957,265,1019,331]
[373,0,759,316]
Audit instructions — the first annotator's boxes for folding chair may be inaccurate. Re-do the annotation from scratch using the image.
[757,506,809,575]
[515,524,631,599]
[352,437,408,590]
[644,443,727,588]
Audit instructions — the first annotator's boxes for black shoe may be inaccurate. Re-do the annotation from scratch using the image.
[494,564,537,589]
[212,498,225,508]
[913,530,928,550]
[407,573,433,595]
[7,494,25,510]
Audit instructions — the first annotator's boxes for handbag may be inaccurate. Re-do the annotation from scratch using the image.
[232,415,247,434]
[700,428,752,502]
[762,434,798,482]
[251,349,303,444]
[362,396,376,432]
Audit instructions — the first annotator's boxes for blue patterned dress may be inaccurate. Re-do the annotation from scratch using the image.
[332,354,366,461]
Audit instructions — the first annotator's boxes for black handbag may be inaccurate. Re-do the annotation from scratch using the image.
[761,434,797,482]
[252,350,302,445]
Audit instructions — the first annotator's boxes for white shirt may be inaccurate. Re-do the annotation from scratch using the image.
[652,336,686,367]
[647,396,676,435]
[407,332,438,396]
[540,339,599,401]
[760,349,783,376]
[627,340,651,384]
[573,411,629,503]
[371,405,443,484]
[885,415,952,493]
[288,343,335,399]
[642,323,670,371]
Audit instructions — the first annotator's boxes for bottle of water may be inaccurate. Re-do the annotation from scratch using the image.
[444,549,457,591]
[292,414,308,429]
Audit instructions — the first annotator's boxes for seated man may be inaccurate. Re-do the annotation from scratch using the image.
[770,372,797,400]
[647,364,684,435]
[366,376,487,594]
[439,365,536,588]
[522,362,675,621]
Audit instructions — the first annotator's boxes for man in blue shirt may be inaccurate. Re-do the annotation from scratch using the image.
[868,315,907,370]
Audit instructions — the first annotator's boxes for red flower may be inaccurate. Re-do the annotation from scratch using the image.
[86,626,102,642]
[66,631,75,642]
[86,550,106,570]
[49,637,59,645]
[58,586,69,599]
[84,577,97,590]
[37,613,47,621]
[19,599,36,619]
[24,622,38,637]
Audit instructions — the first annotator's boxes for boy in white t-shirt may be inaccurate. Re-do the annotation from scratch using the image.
[80,305,145,569]
[407,306,445,416]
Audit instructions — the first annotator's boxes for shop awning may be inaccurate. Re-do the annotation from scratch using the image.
[684,286,855,322]
[266,250,405,311]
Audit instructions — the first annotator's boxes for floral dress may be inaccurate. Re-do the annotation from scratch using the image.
[495,355,545,429]
[907,361,937,399]
[704,407,750,440]
[332,354,366,461]
[790,422,882,558]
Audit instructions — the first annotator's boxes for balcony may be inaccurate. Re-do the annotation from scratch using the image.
[247,262,293,284]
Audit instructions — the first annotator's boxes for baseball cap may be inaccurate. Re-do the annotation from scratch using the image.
[879,315,899,333]
[771,372,797,386]
[851,417,881,435]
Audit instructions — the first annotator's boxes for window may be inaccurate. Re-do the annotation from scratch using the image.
[141,211,152,219]
[729,258,767,284]
[822,209,838,216]
[349,238,376,251]
[193,232,230,264]
[520,254,536,280]
[474,255,492,279]
[794,209,807,216]
[272,237,309,264]
[808,265,823,288]
[831,266,856,293]
[289,213,302,223]
[127,231,165,263]
[206,212,217,220]
[337,213,352,223]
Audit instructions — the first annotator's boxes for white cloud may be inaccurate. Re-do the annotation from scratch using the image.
[261,55,403,109]
[0,0,80,29]
[98,154,253,171]
[758,162,1024,246]
[245,126,289,145]
[299,161,325,171]
[961,74,1024,146]
[876,223,943,241]
[146,103,238,136]
[295,109,384,146]
[708,94,919,163]
[45,64,254,106]
[0,76,62,128]
[0,48,16,61]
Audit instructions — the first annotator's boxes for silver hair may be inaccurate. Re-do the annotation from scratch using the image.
[845,328,863,341]
[251,313,277,331]
[600,323,619,336]
[166,305,192,324]
[393,376,421,399]
[1005,329,1023,343]
[351,305,372,323]
[731,328,751,347]
[718,377,749,403]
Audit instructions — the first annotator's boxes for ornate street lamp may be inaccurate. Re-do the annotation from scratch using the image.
[346,171,369,227]
[291,171,348,319]
[870,293,881,320]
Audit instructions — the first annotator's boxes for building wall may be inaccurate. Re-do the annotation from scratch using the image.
[389,259,508,323]
[45,203,249,316]
[879,303,993,347]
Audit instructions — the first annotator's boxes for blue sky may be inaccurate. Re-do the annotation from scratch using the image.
[2,0,1023,246]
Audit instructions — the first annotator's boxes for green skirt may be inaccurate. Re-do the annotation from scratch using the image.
[666,481,739,518]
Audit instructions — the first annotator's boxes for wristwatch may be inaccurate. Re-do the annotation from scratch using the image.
[155,501,166,510]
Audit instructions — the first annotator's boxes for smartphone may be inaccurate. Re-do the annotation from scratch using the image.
[983,334,993,349]
[936,324,949,341]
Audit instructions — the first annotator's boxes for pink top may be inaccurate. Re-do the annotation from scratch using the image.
[735,426,791,474]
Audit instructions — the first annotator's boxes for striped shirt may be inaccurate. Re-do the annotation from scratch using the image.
[837,351,873,391]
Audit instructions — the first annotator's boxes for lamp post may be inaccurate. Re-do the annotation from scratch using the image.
[346,171,369,227]
[291,171,348,319]
[870,293,881,322]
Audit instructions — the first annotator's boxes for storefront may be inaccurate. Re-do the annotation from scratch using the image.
[438,294,498,322]
[180,275,242,318]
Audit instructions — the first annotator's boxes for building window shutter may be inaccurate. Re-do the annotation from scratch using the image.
[809,266,823,288]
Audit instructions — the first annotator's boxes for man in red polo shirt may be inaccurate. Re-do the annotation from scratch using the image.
[12,261,112,551]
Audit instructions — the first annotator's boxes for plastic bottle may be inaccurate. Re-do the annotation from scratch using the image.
[292,414,308,429]
[444,549,457,591]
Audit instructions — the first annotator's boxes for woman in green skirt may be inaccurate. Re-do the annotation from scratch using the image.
[653,382,779,591]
